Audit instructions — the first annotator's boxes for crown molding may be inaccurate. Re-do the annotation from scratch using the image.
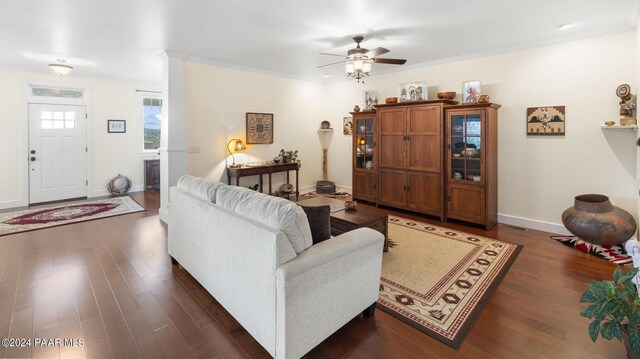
[184,55,324,84]
[324,24,634,84]
[161,50,189,59]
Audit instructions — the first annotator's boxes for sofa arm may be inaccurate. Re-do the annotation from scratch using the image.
[274,228,384,359]
[277,228,383,280]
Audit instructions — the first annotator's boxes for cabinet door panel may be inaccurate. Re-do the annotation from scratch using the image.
[378,108,406,168]
[408,135,440,172]
[408,106,440,134]
[448,185,485,223]
[378,169,406,207]
[353,172,376,202]
[407,172,441,216]
[408,106,441,172]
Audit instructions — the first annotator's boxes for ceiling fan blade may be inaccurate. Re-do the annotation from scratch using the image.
[317,60,347,69]
[364,47,390,58]
[319,52,346,58]
[373,58,407,65]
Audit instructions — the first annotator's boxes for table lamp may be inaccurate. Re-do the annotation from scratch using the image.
[227,139,246,168]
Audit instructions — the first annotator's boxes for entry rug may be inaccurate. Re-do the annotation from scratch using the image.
[379,216,521,349]
[0,196,145,236]
[551,235,632,264]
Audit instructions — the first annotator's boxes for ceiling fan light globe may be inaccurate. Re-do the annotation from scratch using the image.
[345,62,355,74]
[363,61,372,73]
[354,59,364,71]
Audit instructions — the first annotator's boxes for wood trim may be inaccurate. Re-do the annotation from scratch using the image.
[375,99,458,108]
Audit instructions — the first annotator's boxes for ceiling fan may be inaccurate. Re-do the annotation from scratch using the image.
[318,35,407,82]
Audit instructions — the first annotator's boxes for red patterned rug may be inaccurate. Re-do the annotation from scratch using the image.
[379,216,522,349]
[551,235,632,264]
[0,196,145,236]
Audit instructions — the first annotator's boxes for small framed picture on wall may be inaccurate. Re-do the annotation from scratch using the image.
[108,120,126,133]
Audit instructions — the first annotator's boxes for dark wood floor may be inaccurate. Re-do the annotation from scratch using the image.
[0,191,625,358]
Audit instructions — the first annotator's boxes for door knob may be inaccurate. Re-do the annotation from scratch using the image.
[30,157,36,161]
[30,150,36,154]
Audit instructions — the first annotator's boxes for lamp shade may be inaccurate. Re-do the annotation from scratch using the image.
[353,59,364,71]
[363,61,372,73]
[345,62,355,74]
[234,139,246,151]
[317,129,333,150]
[49,63,73,76]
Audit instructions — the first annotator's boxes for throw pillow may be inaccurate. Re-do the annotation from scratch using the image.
[301,205,331,244]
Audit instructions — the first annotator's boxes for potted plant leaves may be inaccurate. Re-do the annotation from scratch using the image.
[580,266,640,358]
[279,149,301,168]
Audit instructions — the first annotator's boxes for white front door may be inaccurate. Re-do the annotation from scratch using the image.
[28,104,87,203]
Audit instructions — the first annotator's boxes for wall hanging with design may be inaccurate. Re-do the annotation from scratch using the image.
[343,116,353,135]
[527,106,565,136]
[246,113,273,144]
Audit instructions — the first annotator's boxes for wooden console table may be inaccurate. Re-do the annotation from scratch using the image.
[227,163,299,200]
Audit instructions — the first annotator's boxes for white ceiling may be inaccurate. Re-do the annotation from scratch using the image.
[0,0,637,83]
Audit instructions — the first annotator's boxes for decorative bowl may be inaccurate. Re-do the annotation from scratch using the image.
[461,148,479,158]
[385,97,398,104]
[344,200,358,210]
[437,92,456,100]
[478,95,491,104]
[280,183,293,193]
[604,121,615,126]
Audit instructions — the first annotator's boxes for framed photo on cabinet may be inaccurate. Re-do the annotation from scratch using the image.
[246,113,274,144]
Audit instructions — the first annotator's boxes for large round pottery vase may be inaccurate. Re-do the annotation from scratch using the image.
[561,194,637,245]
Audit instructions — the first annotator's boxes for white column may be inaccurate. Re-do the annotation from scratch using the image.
[159,51,188,223]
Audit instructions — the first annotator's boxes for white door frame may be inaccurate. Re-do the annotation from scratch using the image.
[21,80,93,206]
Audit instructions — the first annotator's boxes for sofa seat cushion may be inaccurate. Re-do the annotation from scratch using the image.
[216,186,312,254]
[177,175,225,203]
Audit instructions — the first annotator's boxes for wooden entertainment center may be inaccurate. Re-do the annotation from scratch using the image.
[351,100,500,229]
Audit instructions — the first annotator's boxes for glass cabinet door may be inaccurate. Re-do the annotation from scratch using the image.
[355,117,375,170]
[450,114,482,183]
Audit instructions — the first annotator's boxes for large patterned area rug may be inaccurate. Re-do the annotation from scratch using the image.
[379,216,522,349]
[0,196,145,236]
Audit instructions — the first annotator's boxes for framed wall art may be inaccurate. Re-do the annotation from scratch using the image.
[364,90,379,110]
[527,106,565,136]
[462,80,481,103]
[107,120,126,133]
[246,112,274,144]
[343,116,353,135]
[397,82,426,102]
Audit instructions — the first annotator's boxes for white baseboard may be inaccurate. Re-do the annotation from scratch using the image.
[0,199,28,210]
[498,213,570,235]
[90,185,145,198]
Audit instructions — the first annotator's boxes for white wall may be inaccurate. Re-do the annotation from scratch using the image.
[324,31,638,233]
[0,69,161,207]
[183,61,327,191]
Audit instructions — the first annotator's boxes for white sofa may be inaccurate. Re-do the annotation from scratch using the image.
[168,176,384,359]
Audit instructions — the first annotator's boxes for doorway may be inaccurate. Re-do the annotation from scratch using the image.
[28,103,87,204]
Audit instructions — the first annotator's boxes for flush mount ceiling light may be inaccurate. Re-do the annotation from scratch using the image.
[49,59,73,76]
[317,36,406,83]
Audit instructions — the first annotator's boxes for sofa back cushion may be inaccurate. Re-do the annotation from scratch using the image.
[177,175,224,203]
[216,186,312,254]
